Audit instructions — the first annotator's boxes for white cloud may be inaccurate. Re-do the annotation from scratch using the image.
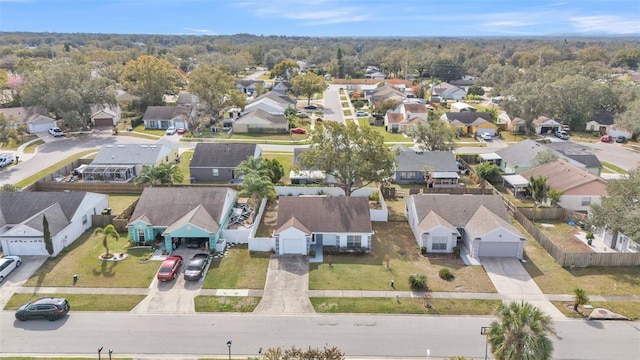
[184,27,211,33]
[570,15,640,34]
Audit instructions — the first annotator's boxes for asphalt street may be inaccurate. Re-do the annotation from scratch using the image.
[1,312,638,359]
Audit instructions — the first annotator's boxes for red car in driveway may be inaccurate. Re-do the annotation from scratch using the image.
[157,255,183,281]
[291,128,307,134]
[176,128,187,135]
[600,134,612,143]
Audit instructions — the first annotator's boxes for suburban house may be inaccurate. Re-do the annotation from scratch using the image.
[90,104,121,128]
[392,145,459,186]
[431,82,466,101]
[236,79,265,96]
[494,139,601,175]
[232,108,289,134]
[440,112,497,136]
[243,91,296,115]
[127,187,237,254]
[0,191,108,256]
[272,81,293,95]
[142,106,191,130]
[384,112,422,133]
[519,160,608,211]
[450,102,476,112]
[399,102,429,120]
[532,116,563,135]
[585,110,633,139]
[274,196,373,255]
[405,194,526,259]
[497,112,526,133]
[0,106,54,133]
[82,143,178,182]
[189,143,261,183]
[544,142,602,176]
[290,147,327,184]
[367,84,407,105]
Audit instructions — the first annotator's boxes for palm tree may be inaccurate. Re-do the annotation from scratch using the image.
[237,156,268,177]
[94,224,120,259]
[527,176,548,204]
[134,164,164,187]
[572,288,589,312]
[487,301,555,360]
[156,162,184,185]
[239,172,275,208]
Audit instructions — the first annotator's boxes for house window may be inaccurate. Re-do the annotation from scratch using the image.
[212,169,219,177]
[581,197,591,206]
[137,229,146,242]
[399,171,417,180]
[347,235,361,248]
[82,215,87,225]
[432,236,448,251]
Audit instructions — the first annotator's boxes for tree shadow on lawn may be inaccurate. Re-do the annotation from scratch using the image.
[92,259,117,278]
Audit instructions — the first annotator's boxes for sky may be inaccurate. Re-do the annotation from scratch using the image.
[0,0,639,37]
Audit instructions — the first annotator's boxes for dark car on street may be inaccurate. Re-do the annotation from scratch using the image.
[615,136,627,143]
[184,253,210,281]
[15,297,70,321]
[303,104,317,110]
[157,255,183,281]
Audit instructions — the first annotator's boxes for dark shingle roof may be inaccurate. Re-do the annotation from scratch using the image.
[543,142,602,169]
[396,150,458,172]
[443,112,492,125]
[590,110,615,126]
[275,197,372,234]
[128,187,235,233]
[190,143,258,168]
[142,106,189,121]
[0,192,88,226]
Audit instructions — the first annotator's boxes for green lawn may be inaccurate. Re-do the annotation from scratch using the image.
[107,194,140,215]
[551,301,640,320]
[311,297,500,315]
[23,139,45,153]
[0,135,38,151]
[262,152,293,183]
[14,149,97,189]
[24,231,159,288]
[4,293,145,311]
[601,161,628,174]
[201,244,270,289]
[177,149,194,183]
[309,222,496,293]
[517,220,640,296]
[194,296,261,312]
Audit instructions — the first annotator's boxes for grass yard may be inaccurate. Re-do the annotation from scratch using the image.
[23,139,44,153]
[600,161,628,174]
[24,231,159,288]
[201,244,270,289]
[4,293,145,312]
[255,200,277,237]
[14,149,97,188]
[0,135,38,151]
[309,222,496,293]
[107,193,139,215]
[551,301,640,320]
[518,220,640,296]
[262,152,294,183]
[176,149,194,183]
[194,296,261,312]
[535,219,592,253]
[311,297,500,315]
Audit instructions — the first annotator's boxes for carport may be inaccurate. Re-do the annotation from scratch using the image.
[502,174,529,197]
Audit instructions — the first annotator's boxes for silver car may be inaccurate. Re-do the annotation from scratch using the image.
[184,253,210,281]
[0,255,22,282]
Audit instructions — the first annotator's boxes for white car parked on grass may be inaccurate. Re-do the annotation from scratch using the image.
[0,255,22,282]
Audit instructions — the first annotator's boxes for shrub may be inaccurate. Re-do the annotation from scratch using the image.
[309,249,316,257]
[439,268,455,280]
[369,190,381,204]
[408,273,428,290]
[420,246,426,255]
[452,246,461,258]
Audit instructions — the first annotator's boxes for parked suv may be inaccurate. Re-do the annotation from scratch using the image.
[15,297,70,321]
[555,130,570,140]
[0,153,15,168]
[48,127,64,137]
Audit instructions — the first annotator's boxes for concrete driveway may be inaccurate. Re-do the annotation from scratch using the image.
[0,256,49,308]
[253,255,315,314]
[481,257,565,319]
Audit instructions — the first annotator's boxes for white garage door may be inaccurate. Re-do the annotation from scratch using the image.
[478,242,518,258]
[281,238,306,255]
[478,129,496,136]
[6,239,47,256]
[30,123,54,133]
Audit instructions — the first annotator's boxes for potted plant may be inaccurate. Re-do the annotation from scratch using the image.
[586,231,594,246]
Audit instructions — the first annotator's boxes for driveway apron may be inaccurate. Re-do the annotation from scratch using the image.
[253,255,315,314]
[481,257,565,319]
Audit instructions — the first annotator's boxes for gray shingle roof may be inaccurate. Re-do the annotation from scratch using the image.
[396,150,458,172]
[543,142,602,169]
[0,192,88,226]
[189,143,258,168]
[128,187,236,233]
[92,143,175,165]
[237,108,287,124]
[443,112,493,124]
[590,110,615,126]
[142,106,189,121]
[495,139,547,167]
[410,194,510,230]
[275,197,372,234]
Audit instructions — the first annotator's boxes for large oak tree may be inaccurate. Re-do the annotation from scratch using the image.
[120,55,183,107]
[188,64,245,123]
[291,72,326,106]
[298,122,396,196]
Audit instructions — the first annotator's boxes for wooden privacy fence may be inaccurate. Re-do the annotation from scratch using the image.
[91,214,114,228]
